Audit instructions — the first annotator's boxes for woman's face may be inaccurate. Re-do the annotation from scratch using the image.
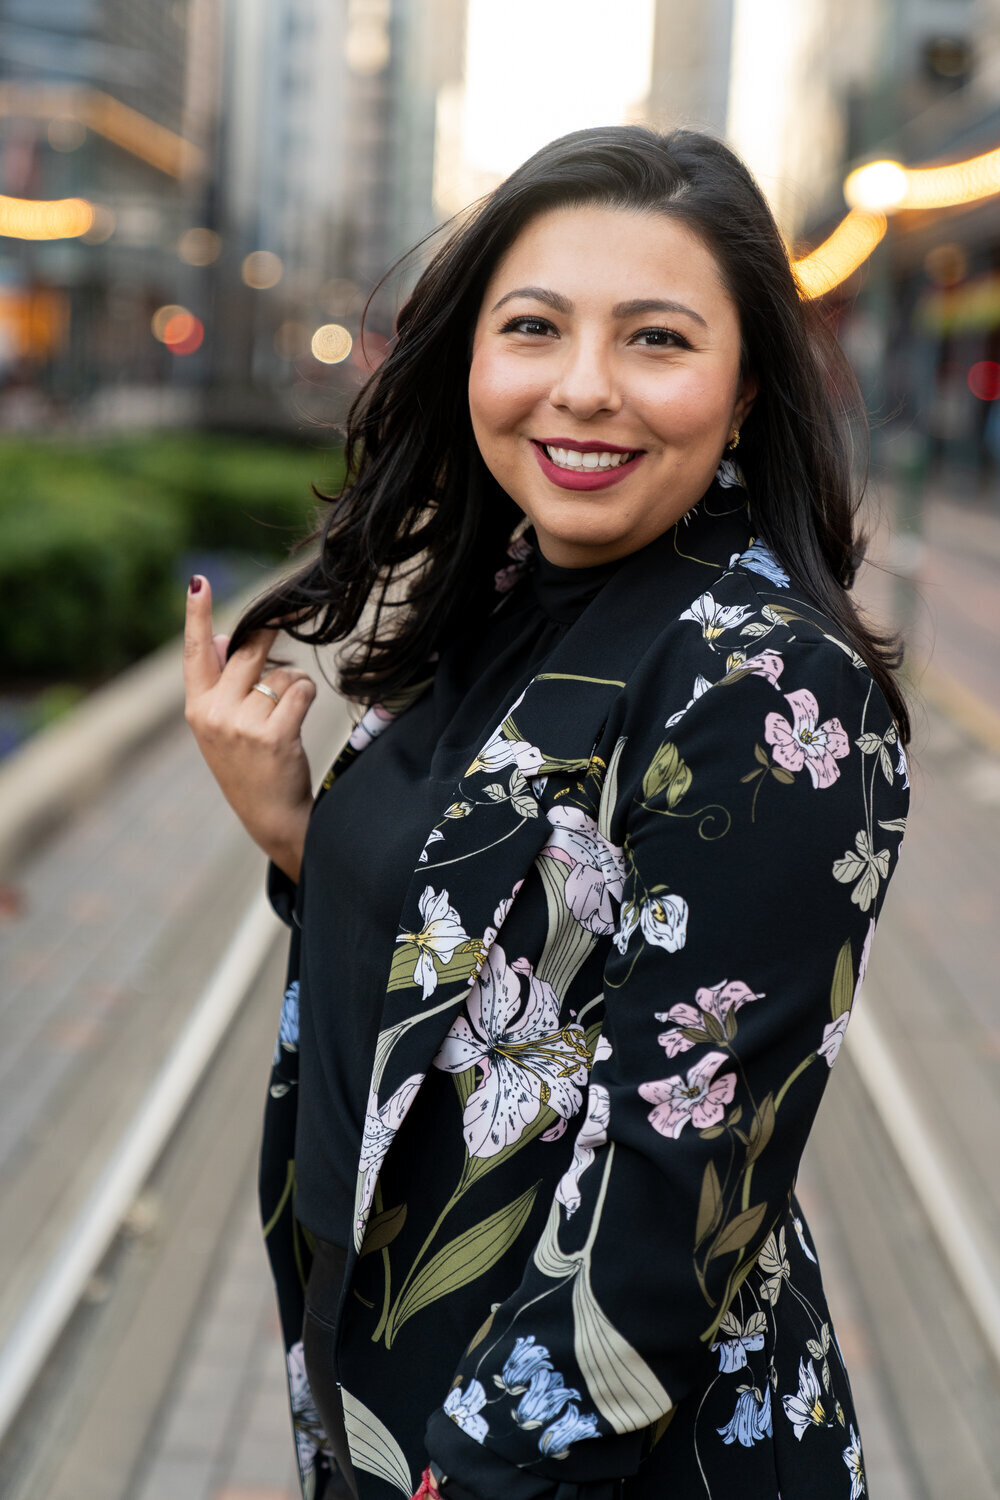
[468,203,757,567]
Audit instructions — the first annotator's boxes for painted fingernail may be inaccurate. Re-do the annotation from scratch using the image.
[188,575,203,594]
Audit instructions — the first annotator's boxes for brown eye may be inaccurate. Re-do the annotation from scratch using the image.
[499,316,555,337]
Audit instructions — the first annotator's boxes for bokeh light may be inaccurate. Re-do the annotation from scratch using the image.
[178,227,221,266]
[0,194,94,240]
[311,323,353,363]
[162,312,204,356]
[843,160,909,212]
[47,118,86,152]
[81,204,115,244]
[151,304,188,342]
[967,361,1000,401]
[241,250,283,289]
[924,243,967,288]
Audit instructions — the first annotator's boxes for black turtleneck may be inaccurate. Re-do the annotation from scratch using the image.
[290,538,627,1246]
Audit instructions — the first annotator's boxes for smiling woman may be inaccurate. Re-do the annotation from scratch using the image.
[468,207,756,565]
[185,126,911,1500]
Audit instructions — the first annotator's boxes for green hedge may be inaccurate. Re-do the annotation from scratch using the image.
[0,434,343,681]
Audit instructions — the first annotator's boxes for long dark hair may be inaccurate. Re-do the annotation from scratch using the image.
[229,124,909,740]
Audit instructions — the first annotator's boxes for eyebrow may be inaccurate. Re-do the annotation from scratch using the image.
[490,286,708,329]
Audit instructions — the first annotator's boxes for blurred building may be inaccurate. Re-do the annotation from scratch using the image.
[214,0,465,423]
[0,0,222,421]
[787,0,1000,493]
[645,0,734,137]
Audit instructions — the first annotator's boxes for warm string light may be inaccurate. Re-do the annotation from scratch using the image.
[796,142,1000,298]
[0,194,94,240]
[791,210,887,300]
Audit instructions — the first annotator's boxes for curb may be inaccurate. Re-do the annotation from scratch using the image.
[0,584,267,878]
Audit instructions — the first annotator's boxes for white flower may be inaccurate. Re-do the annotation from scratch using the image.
[286,1340,333,1476]
[542,805,626,935]
[613,901,639,955]
[818,1013,849,1067]
[395,885,469,999]
[538,1403,601,1457]
[792,1214,818,1263]
[666,674,712,727]
[467,723,543,776]
[273,980,300,1064]
[356,1073,423,1237]
[781,1357,829,1439]
[843,1423,865,1498]
[433,944,590,1158]
[444,1379,489,1444]
[418,828,445,864]
[715,458,746,489]
[639,893,689,952]
[555,1040,612,1218]
[679,590,753,641]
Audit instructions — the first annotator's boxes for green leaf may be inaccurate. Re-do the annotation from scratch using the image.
[707,1201,768,1261]
[741,769,764,783]
[878,817,907,834]
[830,938,855,1019]
[388,1183,538,1338]
[754,743,769,767]
[771,767,795,785]
[340,1386,413,1494]
[641,741,692,807]
[855,732,883,755]
[571,1262,672,1430]
[703,1012,726,1045]
[466,1305,497,1354]
[483,781,507,800]
[879,746,894,784]
[360,1203,407,1257]
[699,1125,725,1140]
[696,1160,724,1247]
[746,1093,775,1165]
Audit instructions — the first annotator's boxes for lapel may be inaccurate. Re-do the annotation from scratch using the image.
[334,478,754,1248]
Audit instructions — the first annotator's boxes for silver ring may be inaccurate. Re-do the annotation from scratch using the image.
[252,681,280,705]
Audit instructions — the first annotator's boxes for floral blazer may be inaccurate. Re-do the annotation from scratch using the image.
[260,472,909,1500]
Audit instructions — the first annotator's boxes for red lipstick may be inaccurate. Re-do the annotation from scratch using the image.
[530,440,645,492]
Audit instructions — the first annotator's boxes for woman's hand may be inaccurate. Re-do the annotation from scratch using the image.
[183,575,318,882]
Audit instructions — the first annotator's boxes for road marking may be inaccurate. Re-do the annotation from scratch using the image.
[846,997,1000,1371]
[0,890,282,1445]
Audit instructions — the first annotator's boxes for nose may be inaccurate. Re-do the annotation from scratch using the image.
[547,334,621,420]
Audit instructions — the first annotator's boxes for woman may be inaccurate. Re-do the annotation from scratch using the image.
[184,126,910,1500]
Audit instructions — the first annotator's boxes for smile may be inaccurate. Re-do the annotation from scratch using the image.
[530,440,645,492]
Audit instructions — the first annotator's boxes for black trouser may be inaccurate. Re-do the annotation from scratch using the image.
[302,1235,360,1499]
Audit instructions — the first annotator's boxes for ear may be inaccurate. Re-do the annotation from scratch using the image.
[734,371,758,428]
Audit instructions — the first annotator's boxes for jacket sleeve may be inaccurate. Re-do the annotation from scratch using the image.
[425,635,909,1492]
[267,859,298,926]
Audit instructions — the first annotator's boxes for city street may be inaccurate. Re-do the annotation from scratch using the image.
[0,480,997,1500]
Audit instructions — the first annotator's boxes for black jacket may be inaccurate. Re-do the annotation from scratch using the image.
[260,474,908,1500]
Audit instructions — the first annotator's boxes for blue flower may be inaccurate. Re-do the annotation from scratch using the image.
[712,1328,766,1374]
[444,1379,489,1444]
[273,981,300,1064]
[515,1367,580,1429]
[732,540,791,588]
[538,1403,601,1458]
[501,1335,553,1394]
[717,1384,773,1446]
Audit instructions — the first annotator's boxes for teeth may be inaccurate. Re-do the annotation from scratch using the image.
[544,446,635,471]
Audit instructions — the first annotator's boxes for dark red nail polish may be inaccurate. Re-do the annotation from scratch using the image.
[189,575,203,594]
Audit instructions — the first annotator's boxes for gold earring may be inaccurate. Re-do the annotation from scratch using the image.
[727,427,741,451]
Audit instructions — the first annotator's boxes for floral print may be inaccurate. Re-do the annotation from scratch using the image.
[639,1049,738,1137]
[443,1379,489,1443]
[716,1383,773,1446]
[286,1340,333,1478]
[541,804,626,935]
[273,980,300,1065]
[394,886,469,1000]
[259,480,906,1500]
[655,978,763,1057]
[680,590,754,641]
[765,688,851,789]
[782,1356,832,1439]
[433,942,590,1158]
